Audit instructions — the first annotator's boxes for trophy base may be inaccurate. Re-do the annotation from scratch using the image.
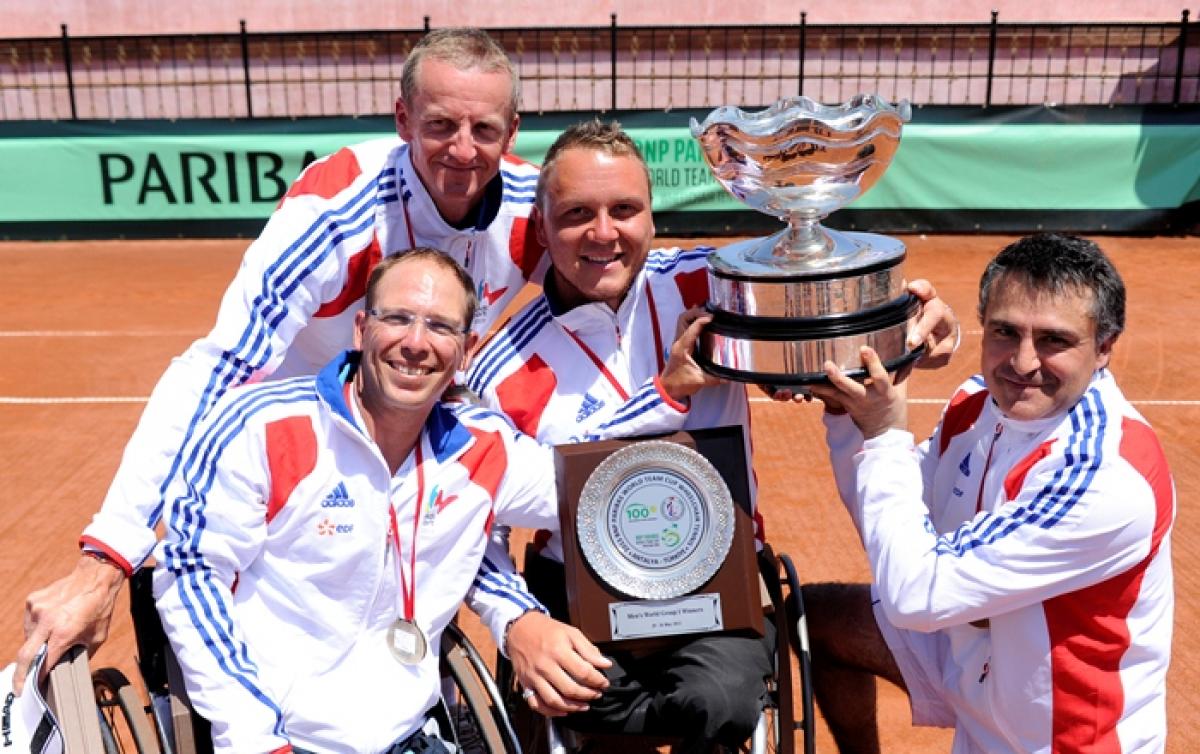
[698,344,925,390]
[696,293,924,386]
[706,230,909,321]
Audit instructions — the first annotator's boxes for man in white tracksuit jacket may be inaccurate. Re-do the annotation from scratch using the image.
[154,249,559,753]
[462,119,961,753]
[808,234,1175,753]
[16,27,547,691]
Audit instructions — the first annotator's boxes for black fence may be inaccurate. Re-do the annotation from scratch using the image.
[1,11,1197,121]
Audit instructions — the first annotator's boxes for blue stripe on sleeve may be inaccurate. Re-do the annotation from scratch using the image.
[162,379,319,730]
[934,385,1106,557]
[467,299,553,392]
[596,383,662,432]
[149,176,385,529]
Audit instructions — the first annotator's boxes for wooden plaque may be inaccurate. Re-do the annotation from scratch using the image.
[554,426,763,649]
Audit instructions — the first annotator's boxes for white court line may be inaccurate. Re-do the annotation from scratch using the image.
[4,395,1198,407]
[748,396,1200,407]
[0,330,199,337]
[0,329,988,338]
[0,396,150,404]
[0,328,1188,405]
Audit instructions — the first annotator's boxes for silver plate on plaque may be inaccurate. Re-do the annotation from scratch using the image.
[576,441,734,600]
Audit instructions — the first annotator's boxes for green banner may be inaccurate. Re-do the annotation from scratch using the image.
[1,121,1198,223]
[869,123,1200,211]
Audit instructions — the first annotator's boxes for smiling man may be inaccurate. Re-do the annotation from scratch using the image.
[462,119,962,754]
[807,234,1176,753]
[16,28,546,691]
[153,249,559,754]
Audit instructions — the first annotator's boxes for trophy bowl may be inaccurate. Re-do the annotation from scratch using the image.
[689,94,923,386]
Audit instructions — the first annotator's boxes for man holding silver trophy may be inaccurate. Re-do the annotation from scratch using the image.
[680,101,1174,751]
[807,234,1175,753]
[465,114,960,753]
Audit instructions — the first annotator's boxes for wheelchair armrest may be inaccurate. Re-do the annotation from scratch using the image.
[45,645,106,752]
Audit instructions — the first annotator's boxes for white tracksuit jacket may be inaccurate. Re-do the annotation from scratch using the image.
[825,371,1175,753]
[153,351,558,754]
[463,248,763,642]
[86,138,545,571]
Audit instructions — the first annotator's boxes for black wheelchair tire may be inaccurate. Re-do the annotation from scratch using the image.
[93,667,163,754]
[440,623,521,754]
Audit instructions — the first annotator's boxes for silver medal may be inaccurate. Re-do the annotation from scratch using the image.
[387,617,428,664]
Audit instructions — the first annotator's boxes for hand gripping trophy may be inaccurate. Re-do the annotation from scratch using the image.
[690,94,920,388]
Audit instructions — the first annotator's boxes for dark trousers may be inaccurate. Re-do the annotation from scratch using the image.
[525,552,775,754]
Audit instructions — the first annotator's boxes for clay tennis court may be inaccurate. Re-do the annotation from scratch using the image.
[0,233,1195,751]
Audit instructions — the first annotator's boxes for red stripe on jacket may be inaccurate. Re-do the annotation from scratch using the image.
[264,416,318,523]
[314,234,383,318]
[458,428,508,534]
[939,388,989,455]
[280,147,362,205]
[673,267,710,310]
[1044,416,1174,752]
[508,216,545,282]
[495,353,557,437]
[1003,440,1056,500]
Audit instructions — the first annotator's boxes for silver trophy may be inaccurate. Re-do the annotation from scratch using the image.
[689,94,922,387]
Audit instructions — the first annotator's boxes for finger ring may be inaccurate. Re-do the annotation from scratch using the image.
[521,688,536,701]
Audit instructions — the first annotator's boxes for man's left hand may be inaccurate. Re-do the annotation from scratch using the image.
[906,279,960,370]
[810,346,909,439]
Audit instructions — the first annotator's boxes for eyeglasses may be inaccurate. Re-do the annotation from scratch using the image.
[366,308,469,340]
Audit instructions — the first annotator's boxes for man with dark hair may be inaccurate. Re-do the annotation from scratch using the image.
[154,250,558,753]
[464,118,961,753]
[807,234,1175,753]
[16,27,545,690]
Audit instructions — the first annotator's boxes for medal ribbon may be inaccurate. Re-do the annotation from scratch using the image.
[399,186,418,250]
[561,283,667,402]
[388,441,426,623]
[644,282,666,373]
[564,326,631,401]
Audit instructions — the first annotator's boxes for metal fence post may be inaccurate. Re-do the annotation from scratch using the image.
[610,13,618,111]
[60,23,78,120]
[798,11,807,96]
[1173,9,1190,105]
[239,19,254,118]
[985,9,999,108]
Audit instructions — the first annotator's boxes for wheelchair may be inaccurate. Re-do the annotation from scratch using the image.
[493,546,815,754]
[88,568,521,754]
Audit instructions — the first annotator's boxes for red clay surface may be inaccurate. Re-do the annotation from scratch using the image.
[0,234,1195,751]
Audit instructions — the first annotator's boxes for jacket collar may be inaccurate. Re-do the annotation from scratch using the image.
[542,266,647,334]
[990,369,1111,436]
[397,144,503,234]
[316,350,475,463]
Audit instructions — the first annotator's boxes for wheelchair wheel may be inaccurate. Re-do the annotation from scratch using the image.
[440,622,522,754]
[493,649,553,754]
[93,667,162,754]
[741,702,782,754]
[778,554,816,754]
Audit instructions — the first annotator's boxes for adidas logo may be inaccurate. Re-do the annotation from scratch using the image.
[576,392,604,423]
[321,482,356,509]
